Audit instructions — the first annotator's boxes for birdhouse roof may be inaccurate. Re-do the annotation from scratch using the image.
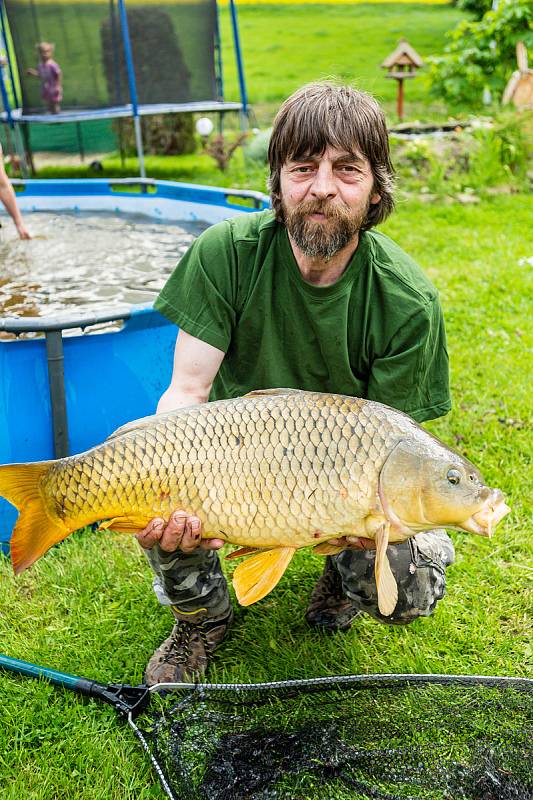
[381,39,424,69]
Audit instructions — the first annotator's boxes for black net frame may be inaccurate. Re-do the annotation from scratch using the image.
[128,673,533,800]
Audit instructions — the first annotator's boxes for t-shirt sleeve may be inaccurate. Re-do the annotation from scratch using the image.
[154,221,237,353]
[367,295,451,422]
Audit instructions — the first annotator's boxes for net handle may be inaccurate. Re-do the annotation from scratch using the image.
[0,653,150,718]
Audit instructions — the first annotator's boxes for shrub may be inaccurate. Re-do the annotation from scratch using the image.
[427,0,533,109]
[114,114,195,157]
[455,0,492,20]
[245,129,272,165]
[101,7,195,156]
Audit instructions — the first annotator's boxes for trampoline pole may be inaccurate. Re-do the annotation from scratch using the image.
[0,61,29,178]
[118,0,146,179]
[0,7,29,177]
[0,0,20,109]
[228,0,248,131]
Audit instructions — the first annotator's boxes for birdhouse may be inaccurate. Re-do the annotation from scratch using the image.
[381,39,424,121]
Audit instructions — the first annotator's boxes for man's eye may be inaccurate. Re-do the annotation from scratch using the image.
[295,166,313,173]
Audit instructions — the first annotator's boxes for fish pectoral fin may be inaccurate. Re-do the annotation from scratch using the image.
[225,546,263,561]
[232,546,296,606]
[313,542,346,556]
[374,523,398,617]
[98,515,153,533]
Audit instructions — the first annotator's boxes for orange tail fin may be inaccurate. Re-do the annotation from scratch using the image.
[0,462,69,574]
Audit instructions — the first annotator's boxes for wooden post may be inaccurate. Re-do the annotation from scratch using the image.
[397,78,404,122]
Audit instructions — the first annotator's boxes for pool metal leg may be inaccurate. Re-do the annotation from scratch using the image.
[45,330,69,458]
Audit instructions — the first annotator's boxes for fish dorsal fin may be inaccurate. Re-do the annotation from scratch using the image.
[105,403,203,441]
[232,546,296,606]
[374,523,398,616]
[105,416,158,441]
[242,388,304,399]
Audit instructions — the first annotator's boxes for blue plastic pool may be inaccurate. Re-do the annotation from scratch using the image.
[0,178,269,553]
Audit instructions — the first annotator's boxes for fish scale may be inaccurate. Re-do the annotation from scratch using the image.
[43,392,392,547]
[0,389,509,613]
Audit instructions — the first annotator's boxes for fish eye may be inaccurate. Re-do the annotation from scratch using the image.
[447,469,462,485]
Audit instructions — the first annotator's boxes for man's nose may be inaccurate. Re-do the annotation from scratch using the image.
[310,164,337,199]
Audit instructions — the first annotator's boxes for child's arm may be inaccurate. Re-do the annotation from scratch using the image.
[0,146,30,239]
[26,67,39,77]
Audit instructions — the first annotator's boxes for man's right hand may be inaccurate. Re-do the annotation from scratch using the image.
[136,510,225,554]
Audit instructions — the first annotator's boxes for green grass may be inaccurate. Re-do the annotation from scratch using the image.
[218,2,467,123]
[0,194,531,798]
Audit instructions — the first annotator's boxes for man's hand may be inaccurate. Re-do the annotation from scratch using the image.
[326,535,376,550]
[136,510,225,554]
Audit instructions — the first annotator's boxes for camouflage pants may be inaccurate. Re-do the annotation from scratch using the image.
[335,529,455,624]
[145,529,455,624]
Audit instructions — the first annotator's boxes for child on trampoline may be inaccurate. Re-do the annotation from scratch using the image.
[27,42,62,114]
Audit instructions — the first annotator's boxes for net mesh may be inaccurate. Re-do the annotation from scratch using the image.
[4,0,217,113]
[136,676,532,800]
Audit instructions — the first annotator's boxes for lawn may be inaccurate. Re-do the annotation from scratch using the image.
[218,1,466,123]
[0,193,531,799]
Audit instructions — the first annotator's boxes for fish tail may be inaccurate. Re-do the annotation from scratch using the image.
[0,462,68,575]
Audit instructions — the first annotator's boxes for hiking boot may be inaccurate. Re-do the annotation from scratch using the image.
[145,606,234,686]
[305,557,362,632]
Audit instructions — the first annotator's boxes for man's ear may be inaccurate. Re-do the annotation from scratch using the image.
[370,192,381,205]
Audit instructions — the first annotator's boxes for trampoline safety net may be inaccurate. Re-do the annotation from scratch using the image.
[4,0,218,113]
[135,675,533,800]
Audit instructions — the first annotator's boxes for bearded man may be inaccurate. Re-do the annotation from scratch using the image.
[137,82,454,685]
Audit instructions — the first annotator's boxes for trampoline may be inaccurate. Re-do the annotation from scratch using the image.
[0,0,249,175]
[0,177,270,554]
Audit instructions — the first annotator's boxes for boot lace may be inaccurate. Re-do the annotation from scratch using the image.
[164,620,209,667]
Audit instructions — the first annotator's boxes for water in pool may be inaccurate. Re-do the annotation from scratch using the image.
[0,211,209,318]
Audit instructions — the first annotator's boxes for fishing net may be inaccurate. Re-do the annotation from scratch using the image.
[130,674,533,800]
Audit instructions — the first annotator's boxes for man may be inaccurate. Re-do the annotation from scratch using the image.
[137,82,454,686]
[0,142,30,239]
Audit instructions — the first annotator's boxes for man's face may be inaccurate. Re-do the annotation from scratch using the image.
[279,145,381,259]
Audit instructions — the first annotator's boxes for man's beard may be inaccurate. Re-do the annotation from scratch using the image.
[283,198,369,260]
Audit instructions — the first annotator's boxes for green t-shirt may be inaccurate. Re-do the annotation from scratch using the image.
[155,209,451,423]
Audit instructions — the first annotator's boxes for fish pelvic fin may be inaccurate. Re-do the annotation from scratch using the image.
[374,522,398,617]
[225,546,262,560]
[312,542,346,556]
[0,462,69,575]
[232,546,296,606]
[98,515,153,534]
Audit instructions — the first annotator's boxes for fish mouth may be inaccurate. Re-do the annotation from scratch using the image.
[460,491,510,538]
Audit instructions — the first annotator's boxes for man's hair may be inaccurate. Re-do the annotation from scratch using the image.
[268,81,395,230]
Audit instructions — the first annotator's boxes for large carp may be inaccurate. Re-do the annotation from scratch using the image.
[0,389,509,615]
